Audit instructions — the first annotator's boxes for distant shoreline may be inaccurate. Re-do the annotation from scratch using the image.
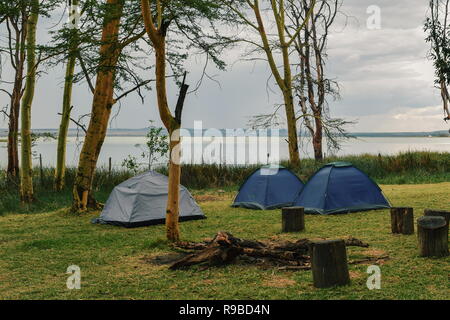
[0,128,449,138]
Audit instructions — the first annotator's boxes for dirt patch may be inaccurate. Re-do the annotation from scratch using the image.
[362,249,388,257]
[142,253,187,266]
[194,194,229,202]
[349,271,364,279]
[263,276,296,288]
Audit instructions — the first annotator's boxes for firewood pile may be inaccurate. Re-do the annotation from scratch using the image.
[169,231,378,270]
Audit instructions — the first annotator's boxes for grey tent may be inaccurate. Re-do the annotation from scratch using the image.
[92,171,205,227]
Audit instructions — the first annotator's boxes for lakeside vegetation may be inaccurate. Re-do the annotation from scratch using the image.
[1,151,449,215]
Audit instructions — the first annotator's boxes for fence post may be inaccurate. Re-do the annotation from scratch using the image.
[39,154,44,187]
[109,157,112,175]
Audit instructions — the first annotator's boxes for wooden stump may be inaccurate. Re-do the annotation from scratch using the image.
[390,207,414,235]
[424,209,450,233]
[417,216,449,257]
[310,239,350,288]
[282,207,305,232]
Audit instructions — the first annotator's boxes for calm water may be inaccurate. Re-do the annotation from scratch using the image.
[1,136,450,169]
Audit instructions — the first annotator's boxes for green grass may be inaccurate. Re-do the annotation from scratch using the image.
[0,183,449,299]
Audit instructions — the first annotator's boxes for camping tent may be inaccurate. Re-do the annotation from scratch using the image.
[232,165,304,210]
[294,162,391,214]
[92,171,205,227]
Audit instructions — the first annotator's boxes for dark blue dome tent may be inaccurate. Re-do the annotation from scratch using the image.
[232,165,304,210]
[294,162,391,214]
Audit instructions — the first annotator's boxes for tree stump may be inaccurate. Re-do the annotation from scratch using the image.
[281,207,305,232]
[417,216,449,257]
[424,209,450,233]
[390,207,414,235]
[310,239,350,288]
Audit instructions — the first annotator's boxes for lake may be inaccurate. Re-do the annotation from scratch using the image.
[1,136,450,169]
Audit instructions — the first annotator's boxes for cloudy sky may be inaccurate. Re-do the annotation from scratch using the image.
[1,0,448,133]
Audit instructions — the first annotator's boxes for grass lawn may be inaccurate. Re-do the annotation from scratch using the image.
[0,183,449,300]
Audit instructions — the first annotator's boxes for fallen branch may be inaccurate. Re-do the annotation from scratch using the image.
[349,255,390,265]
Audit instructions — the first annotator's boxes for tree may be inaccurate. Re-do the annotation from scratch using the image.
[289,0,352,160]
[141,121,169,170]
[54,0,81,191]
[140,0,238,241]
[72,0,151,211]
[141,0,188,242]
[223,0,316,166]
[0,1,28,182]
[425,0,450,121]
[19,0,39,203]
[121,122,169,172]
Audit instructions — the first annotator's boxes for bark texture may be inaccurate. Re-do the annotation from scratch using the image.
[310,239,350,288]
[281,207,305,232]
[6,9,27,181]
[424,209,450,233]
[417,216,449,257]
[390,207,414,235]
[72,0,124,211]
[19,0,39,203]
[55,0,79,191]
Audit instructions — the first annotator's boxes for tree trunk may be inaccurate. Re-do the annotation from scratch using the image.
[310,239,350,288]
[72,0,124,211]
[6,10,27,182]
[282,207,305,232]
[424,209,450,233]
[440,79,450,120]
[166,128,181,242]
[7,79,22,182]
[141,0,188,242]
[55,0,79,191]
[313,113,323,160]
[417,216,449,257]
[19,0,39,203]
[251,1,301,167]
[390,207,414,235]
[283,91,301,167]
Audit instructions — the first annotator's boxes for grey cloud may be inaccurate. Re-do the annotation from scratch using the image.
[0,0,445,132]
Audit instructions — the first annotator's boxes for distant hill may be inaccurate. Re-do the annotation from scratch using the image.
[349,130,450,137]
[0,128,449,138]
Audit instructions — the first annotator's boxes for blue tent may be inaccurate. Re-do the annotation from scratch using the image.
[232,165,304,210]
[294,162,391,214]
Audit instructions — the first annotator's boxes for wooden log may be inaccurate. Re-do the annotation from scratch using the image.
[424,209,450,233]
[170,232,243,269]
[310,239,350,288]
[282,207,305,232]
[417,216,449,257]
[390,207,414,234]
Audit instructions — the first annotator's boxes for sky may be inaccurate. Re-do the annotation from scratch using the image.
[0,0,448,133]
